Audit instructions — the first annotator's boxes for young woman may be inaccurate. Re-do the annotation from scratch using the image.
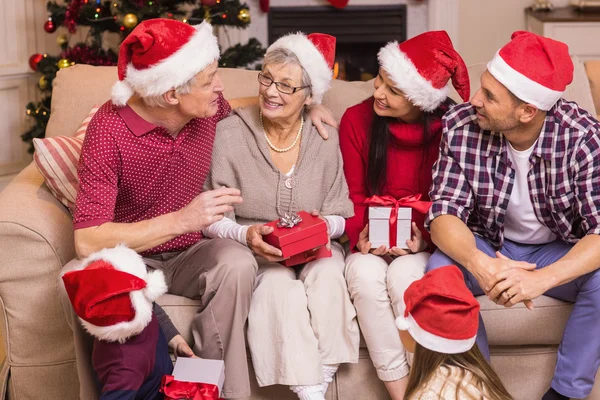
[397,265,512,400]
[339,31,470,399]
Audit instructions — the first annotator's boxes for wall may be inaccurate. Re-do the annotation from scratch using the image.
[457,0,570,66]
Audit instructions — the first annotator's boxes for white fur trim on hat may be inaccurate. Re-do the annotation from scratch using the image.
[111,21,220,106]
[378,41,449,112]
[395,314,476,354]
[487,51,563,111]
[267,33,333,104]
[111,80,135,107]
[75,245,168,343]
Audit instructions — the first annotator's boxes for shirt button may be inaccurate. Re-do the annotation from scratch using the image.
[285,178,293,189]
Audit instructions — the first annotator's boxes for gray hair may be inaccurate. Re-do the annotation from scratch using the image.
[263,48,312,100]
[141,75,196,108]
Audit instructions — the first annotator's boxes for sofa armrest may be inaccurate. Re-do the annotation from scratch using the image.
[0,162,76,366]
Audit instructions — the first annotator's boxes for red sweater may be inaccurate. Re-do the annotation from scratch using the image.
[339,97,443,251]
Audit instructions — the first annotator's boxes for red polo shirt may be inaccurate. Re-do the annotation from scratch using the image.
[73,94,231,255]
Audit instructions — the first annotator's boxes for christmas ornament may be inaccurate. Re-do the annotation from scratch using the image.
[56,34,69,47]
[38,76,49,90]
[237,8,250,23]
[202,0,217,5]
[57,58,72,69]
[327,0,349,8]
[44,18,57,33]
[260,0,269,12]
[123,13,139,29]
[29,53,44,71]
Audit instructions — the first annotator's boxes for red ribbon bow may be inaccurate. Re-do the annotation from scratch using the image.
[160,375,222,400]
[364,194,432,248]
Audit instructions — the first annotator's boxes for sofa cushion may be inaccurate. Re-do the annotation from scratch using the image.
[32,106,98,212]
[584,60,600,119]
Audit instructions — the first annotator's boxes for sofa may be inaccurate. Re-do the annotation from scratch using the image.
[0,58,599,400]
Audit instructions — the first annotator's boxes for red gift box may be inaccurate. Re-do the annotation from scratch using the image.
[263,211,332,267]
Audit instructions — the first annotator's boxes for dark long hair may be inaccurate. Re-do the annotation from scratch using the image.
[366,98,456,196]
[405,343,513,400]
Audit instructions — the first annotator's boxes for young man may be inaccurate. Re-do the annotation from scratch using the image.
[58,18,336,399]
[426,31,600,400]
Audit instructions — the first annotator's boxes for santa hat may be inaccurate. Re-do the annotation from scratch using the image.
[61,245,167,343]
[111,18,220,107]
[266,32,336,104]
[487,31,573,111]
[396,265,480,354]
[377,30,470,112]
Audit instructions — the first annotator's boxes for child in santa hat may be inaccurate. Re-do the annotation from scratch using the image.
[396,265,512,399]
[62,245,191,400]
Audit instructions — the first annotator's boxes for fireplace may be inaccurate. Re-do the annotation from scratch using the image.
[268,5,407,81]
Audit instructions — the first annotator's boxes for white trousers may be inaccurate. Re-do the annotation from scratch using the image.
[345,252,429,381]
[247,242,360,387]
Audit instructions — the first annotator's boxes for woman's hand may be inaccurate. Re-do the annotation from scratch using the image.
[169,334,197,358]
[356,224,388,255]
[307,104,338,140]
[311,210,331,251]
[388,222,427,256]
[246,224,284,262]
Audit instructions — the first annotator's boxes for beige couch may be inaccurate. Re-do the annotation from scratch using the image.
[0,59,599,400]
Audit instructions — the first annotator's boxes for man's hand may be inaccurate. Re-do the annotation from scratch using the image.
[246,224,284,262]
[177,187,243,234]
[169,334,197,358]
[488,252,547,309]
[307,104,338,140]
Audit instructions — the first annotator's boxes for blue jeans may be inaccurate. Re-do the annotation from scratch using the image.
[426,236,600,398]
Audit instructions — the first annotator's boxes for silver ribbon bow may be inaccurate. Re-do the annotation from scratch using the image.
[277,212,303,228]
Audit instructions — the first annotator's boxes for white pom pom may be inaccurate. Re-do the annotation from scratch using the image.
[395,316,411,331]
[143,269,168,302]
[111,80,134,106]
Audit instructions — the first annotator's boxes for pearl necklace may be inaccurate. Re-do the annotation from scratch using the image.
[260,111,303,153]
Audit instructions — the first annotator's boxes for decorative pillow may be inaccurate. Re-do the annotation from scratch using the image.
[33,105,99,212]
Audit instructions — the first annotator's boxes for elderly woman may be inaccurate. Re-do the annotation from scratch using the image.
[202,33,359,400]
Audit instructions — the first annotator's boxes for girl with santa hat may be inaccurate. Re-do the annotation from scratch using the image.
[396,265,512,399]
[339,30,470,399]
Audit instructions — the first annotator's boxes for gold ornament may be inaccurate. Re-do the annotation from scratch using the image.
[237,8,250,23]
[204,8,211,22]
[123,13,138,29]
[38,76,49,90]
[56,33,69,47]
[57,58,72,69]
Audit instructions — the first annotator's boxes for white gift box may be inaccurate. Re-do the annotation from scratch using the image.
[172,357,225,396]
[369,207,412,249]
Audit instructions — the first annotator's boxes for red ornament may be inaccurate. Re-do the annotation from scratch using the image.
[260,0,268,12]
[328,0,349,8]
[29,53,44,71]
[44,19,57,33]
[202,0,217,5]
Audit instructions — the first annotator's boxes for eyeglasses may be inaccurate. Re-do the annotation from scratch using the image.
[257,72,309,95]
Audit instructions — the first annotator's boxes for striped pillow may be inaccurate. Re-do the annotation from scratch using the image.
[33,106,99,212]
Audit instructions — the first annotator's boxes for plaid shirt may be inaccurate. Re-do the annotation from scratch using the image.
[426,99,600,249]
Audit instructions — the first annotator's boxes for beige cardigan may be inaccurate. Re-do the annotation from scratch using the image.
[407,366,493,400]
[205,105,354,226]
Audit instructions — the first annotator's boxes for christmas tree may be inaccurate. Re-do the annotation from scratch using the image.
[23,0,265,153]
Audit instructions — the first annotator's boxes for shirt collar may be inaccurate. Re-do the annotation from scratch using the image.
[117,105,158,137]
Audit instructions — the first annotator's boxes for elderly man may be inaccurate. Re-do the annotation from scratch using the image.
[58,19,336,399]
[425,31,600,400]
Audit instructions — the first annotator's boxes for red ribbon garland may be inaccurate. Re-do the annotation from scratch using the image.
[364,194,432,248]
[160,375,222,400]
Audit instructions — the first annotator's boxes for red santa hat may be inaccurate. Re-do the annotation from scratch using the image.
[266,32,336,104]
[487,31,573,111]
[111,18,220,106]
[396,265,480,354]
[377,30,470,112]
[61,245,167,343]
